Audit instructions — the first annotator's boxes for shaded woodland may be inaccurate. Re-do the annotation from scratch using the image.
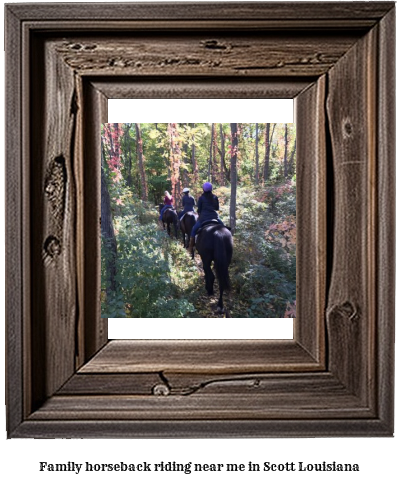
[101,123,296,318]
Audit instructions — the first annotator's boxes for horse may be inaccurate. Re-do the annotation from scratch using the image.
[159,204,179,238]
[195,222,233,313]
[179,211,198,258]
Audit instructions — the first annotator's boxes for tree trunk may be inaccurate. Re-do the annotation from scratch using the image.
[284,123,289,178]
[289,138,296,175]
[124,123,133,188]
[101,137,117,296]
[229,123,238,234]
[219,123,225,185]
[255,122,259,184]
[190,123,198,183]
[208,123,214,181]
[212,123,218,183]
[168,123,181,203]
[263,123,270,183]
[135,123,148,201]
[263,123,276,183]
[183,142,189,188]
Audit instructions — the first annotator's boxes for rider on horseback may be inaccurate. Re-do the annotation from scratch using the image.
[178,188,196,219]
[159,190,174,221]
[188,182,224,253]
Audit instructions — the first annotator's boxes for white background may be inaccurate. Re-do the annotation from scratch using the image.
[1,1,398,486]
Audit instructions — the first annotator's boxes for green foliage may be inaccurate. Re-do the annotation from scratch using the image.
[217,183,296,318]
[101,199,197,318]
[101,123,296,319]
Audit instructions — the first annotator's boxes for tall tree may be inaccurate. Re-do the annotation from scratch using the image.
[218,124,231,183]
[263,122,276,183]
[182,141,190,187]
[229,123,238,234]
[283,123,289,178]
[212,123,218,183]
[263,123,270,183]
[190,123,199,183]
[255,123,259,184]
[101,136,117,295]
[219,123,225,185]
[168,123,182,202]
[124,123,133,188]
[135,123,148,201]
[208,123,214,181]
[289,138,296,175]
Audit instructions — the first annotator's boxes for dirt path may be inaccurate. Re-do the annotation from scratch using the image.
[190,253,235,318]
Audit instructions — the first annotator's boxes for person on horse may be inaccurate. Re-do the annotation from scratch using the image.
[178,188,196,219]
[159,190,174,221]
[188,182,224,252]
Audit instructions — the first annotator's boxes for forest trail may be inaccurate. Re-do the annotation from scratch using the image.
[101,123,297,319]
[159,219,234,318]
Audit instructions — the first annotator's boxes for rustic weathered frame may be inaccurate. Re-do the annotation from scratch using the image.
[5,2,395,437]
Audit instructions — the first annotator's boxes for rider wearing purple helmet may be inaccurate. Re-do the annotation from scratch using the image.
[188,182,224,252]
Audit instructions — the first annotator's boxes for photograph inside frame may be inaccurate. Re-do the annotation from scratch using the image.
[101,123,296,320]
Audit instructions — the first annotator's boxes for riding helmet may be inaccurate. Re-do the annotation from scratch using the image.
[182,188,190,193]
[202,182,212,192]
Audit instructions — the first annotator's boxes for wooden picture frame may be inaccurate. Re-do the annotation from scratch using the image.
[5,2,395,438]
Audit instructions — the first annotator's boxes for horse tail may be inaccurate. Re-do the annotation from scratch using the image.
[214,231,232,292]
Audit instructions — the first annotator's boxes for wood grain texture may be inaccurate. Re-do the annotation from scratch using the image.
[326,26,377,405]
[80,81,108,364]
[29,393,371,421]
[376,7,395,432]
[92,79,311,100]
[53,34,360,78]
[7,2,394,22]
[79,340,321,374]
[90,76,326,369]
[5,5,24,436]
[60,371,356,398]
[295,76,326,363]
[13,418,391,439]
[30,37,78,407]
[5,2,395,438]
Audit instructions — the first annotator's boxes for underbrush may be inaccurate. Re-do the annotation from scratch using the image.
[102,183,296,319]
[216,182,296,318]
[101,200,198,318]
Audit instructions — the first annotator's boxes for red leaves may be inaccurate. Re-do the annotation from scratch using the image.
[167,123,182,200]
[103,123,124,182]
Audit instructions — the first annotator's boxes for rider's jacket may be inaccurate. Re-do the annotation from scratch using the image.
[198,193,219,222]
[182,194,195,212]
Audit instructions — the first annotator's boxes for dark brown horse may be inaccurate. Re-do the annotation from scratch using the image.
[179,211,198,258]
[195,223,233,312]
[159,204,179,238]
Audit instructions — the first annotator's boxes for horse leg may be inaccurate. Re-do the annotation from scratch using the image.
[202,258,215,296]
[167,223,171,236]
[217,289,224,313]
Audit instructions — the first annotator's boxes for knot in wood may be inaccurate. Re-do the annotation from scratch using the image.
[152,383,170,396]
[45,181,56,196]
[201,40,227,50]
[342,119,353,138]
[44,236,61,257]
